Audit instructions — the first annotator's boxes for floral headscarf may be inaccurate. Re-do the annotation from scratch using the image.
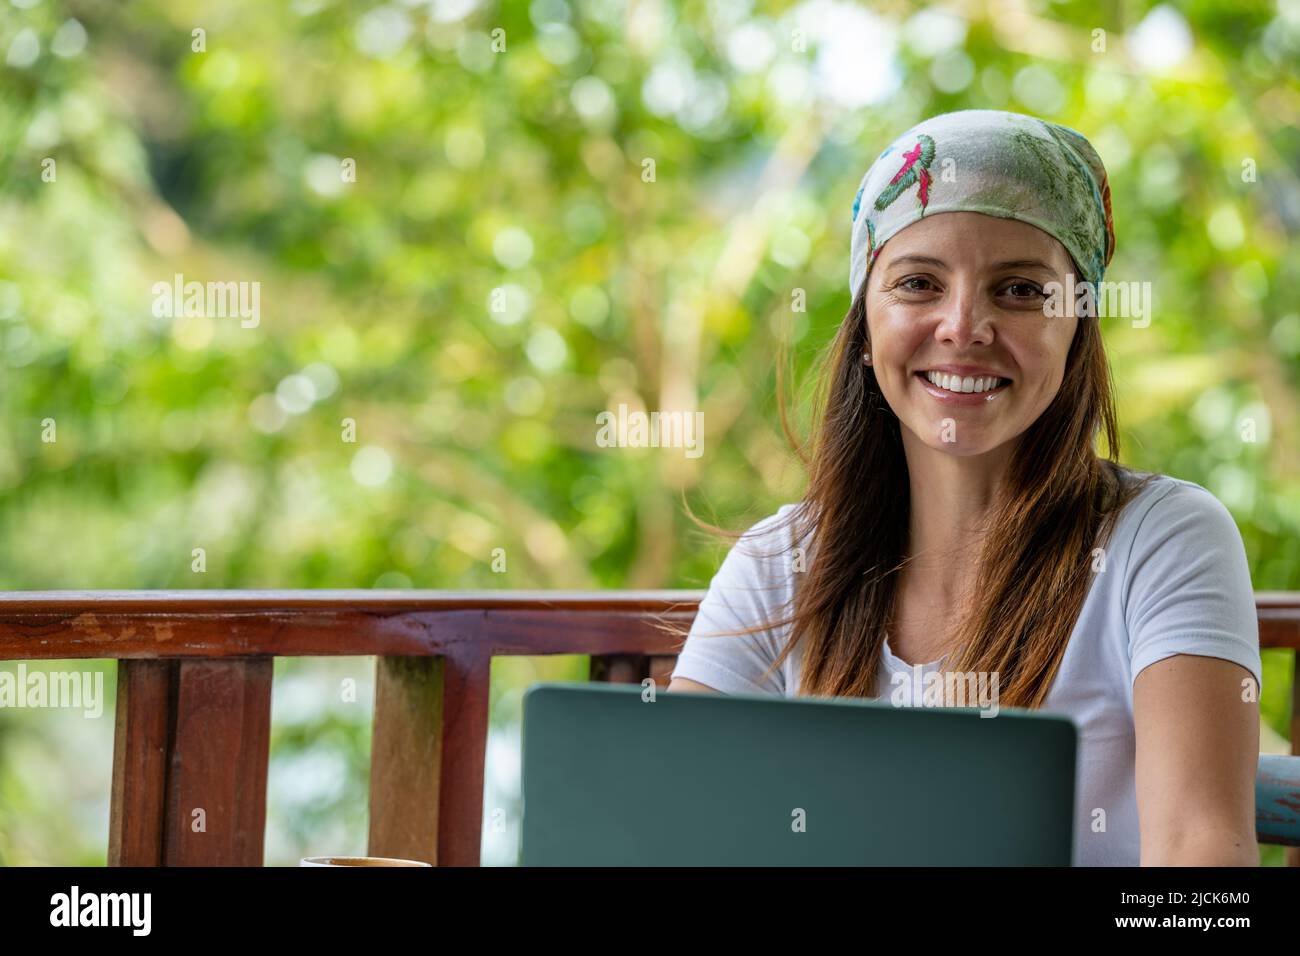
[849,109,1115,300]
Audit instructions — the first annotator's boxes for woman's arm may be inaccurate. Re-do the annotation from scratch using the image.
[1133,653,1260,866]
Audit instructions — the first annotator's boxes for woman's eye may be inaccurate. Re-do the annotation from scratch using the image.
[1003,281,1044,299]
[899,276,937,293]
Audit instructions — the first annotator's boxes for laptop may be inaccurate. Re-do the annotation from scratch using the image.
[520,681,1077,866]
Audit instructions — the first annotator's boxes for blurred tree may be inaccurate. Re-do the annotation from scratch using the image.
[0,0,1295,864]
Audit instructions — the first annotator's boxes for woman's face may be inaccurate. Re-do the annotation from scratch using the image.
[864,211,1079,458]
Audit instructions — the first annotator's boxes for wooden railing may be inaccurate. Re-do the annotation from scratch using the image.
[0,590,1297,866]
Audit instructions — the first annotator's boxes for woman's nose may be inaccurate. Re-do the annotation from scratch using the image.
[932,288,994,347]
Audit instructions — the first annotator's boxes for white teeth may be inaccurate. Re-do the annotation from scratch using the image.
[924,371,1007,394]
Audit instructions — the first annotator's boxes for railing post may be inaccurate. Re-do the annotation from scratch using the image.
[369,650,491,866]
[163,658,273,865]
[369,656,442,864]
[109,660,175,866]
[590,654,680,693]
[589,654,650,684]
[110,657,273,866]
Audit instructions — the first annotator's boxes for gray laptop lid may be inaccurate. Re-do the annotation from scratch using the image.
[521,682,1077,866]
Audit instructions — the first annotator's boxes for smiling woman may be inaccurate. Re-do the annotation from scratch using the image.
[668,109,1262,867]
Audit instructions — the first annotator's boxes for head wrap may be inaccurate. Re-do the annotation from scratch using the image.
[849,109,1115,300]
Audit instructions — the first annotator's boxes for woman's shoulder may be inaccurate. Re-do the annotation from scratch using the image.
[737,501,809,544]
[1110,467,1243,549]
[717,502,810,582]
[1105,468,1261,686]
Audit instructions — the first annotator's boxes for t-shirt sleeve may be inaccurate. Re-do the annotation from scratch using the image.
[669,504,801,696]
[1123,482,1262,691]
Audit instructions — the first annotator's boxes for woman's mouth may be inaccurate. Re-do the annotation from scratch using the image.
[913,370,1012,404]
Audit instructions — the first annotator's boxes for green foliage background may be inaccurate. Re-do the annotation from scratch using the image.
[0,0,1296,865]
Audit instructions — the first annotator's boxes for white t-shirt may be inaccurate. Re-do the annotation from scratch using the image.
[670,469,1263,866]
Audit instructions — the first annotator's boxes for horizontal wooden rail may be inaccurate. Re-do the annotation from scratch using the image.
[0,590,702,660]
[0,590,1296,866]
[0,589,1296,658]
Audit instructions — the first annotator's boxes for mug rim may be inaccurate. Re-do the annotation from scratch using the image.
[300,855,432,867]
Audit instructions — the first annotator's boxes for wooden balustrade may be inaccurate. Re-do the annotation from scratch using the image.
[0,590,1296,866]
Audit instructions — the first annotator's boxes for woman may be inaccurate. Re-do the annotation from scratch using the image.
[667,110,1262,867]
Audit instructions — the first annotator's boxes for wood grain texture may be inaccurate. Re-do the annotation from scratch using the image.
[369,656,443,865]
[0,591,701,660]
[162,658,273,866]
[109,659,175,866]
[368,651,492,867]
[1,590,1295,659]
[435,651,492,867]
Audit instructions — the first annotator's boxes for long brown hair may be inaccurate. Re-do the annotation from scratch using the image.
[679,270,1154,709]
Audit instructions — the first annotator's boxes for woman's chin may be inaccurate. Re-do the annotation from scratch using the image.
[904,422,1008,458]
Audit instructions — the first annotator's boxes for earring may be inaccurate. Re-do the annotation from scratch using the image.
[862,350,872,365]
